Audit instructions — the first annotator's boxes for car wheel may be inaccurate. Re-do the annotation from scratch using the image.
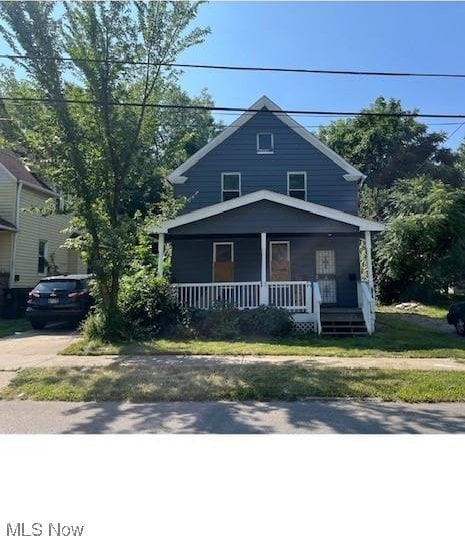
[455,316,465,336]
[31,320,46,330]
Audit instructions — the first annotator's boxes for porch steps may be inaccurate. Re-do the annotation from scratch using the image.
[320,309,368,336]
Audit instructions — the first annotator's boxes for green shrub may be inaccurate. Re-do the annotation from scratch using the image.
[239,306,293,337]
[118,271,189,339]
[192,306,241,340]
[192,305,293,340]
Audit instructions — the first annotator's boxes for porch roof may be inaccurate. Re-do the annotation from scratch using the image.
[151,190,385,234]
[0,216,16,232]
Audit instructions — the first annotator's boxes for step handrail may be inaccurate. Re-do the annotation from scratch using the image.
[358,281,375,335]
[312,282,322,334]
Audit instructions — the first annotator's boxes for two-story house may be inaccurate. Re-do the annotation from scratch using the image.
[0,149,85,317]
[150,97,385,334]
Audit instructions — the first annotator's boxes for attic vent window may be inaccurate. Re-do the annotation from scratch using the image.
[257,133,274,154]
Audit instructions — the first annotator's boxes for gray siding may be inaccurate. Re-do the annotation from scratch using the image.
[174,111,359,215]
[171,237,261,283]
[170,201,357,235]
[171,235,360,307]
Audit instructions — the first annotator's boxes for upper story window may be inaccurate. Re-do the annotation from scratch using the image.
[287,172,307,201]
[256,133,274,154]
[221,172,241,201]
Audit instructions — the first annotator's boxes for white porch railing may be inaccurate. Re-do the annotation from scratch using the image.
[267,281,311,312]
[357,281,375,335]
[172,281,314,313]
[173,282,261,310]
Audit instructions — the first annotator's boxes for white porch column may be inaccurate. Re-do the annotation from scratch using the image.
[260,232,268,305]
[157,233,165,278]
[365,230,374,296]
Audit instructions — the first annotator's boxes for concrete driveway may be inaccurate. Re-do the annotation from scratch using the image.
[0,326,80,370]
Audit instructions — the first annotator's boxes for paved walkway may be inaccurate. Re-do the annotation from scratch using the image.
[2,399,465,433]
[1,329,465,373]
[117,353,465,370]
[2,321,465,387]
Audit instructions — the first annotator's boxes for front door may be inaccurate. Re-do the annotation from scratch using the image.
[270,241,290,281]
[213,242,234,282]
[316,249,337,304]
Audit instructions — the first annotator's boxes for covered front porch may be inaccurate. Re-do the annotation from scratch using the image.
[151,190,384,335]
[164,233,375,334]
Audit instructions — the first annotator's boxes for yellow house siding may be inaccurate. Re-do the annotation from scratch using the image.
[0,178,17,223]
[0,232,12,273]
[12,186,78,288]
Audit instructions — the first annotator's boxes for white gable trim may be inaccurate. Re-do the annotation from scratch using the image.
[167,96,365,183]
[151,189,385,233]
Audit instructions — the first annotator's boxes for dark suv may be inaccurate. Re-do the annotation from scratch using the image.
[26,274,93,329]
[447,302,465,336]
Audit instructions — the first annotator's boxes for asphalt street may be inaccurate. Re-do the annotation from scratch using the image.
[1,399,465,433]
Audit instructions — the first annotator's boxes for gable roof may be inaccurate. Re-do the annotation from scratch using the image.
[151,189,385,234]
[0,149,58,197]
[0,216,16,231]
[167,96,365,184]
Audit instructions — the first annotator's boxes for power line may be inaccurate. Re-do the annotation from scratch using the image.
[2,53,465,80]
[411,121,465,177]
[2,95,465,119]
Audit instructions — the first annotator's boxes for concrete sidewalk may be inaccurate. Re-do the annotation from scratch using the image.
[2,399,465,433]
[2,328,465,374]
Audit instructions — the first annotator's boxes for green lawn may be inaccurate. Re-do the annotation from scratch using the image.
[3,363,465,403]
[63,311,465,359]
[0,318,30,338]
[378,303,450,319]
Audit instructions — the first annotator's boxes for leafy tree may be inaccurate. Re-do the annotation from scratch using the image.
[375,176,465,302]
[0,1,210,339]
[319,97,463,189]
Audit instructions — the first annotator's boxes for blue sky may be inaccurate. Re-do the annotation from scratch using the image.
[177,1,465,148]
[1,2,464,148]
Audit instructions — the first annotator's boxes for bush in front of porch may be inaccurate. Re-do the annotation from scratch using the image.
[192,306,294,340]
[81,265,295,342]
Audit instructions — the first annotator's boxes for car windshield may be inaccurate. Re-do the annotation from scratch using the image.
[35,280,79,293]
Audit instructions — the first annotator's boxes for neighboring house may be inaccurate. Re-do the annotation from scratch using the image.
[151,96,385,335]
[0,149,85,316]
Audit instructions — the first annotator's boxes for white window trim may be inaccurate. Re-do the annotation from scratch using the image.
[221,172,241,202]
[287,171,307,200]
[256,132,274,154]
[269,241,290,280]
[38,240,48,276]
[212,242,234,282]
[213,241,235,262]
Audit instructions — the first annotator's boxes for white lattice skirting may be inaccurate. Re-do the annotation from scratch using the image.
[291,312,318,334]
[293,321,316,334]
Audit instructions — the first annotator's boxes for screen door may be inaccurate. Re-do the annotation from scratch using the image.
[316,250,337,304]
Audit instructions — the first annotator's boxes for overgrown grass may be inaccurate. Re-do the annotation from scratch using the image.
[63,312,465,359]
[0,318,30,338]
[3,364,465,403]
